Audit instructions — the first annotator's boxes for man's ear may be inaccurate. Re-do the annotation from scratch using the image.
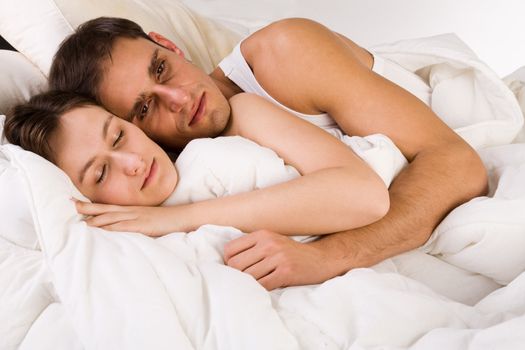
[148,32,185,57]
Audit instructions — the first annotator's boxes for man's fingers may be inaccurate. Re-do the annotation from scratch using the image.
[223,234,257,262]
[224,230,324,290]
[226,243,268,270]
[242,258,275,281]
[257,271,283,291]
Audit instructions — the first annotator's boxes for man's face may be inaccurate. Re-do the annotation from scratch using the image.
[98,36,231,150]
[53,105,178,206]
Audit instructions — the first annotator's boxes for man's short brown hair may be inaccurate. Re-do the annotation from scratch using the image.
[3,91,95,163]
[49,17,154,103]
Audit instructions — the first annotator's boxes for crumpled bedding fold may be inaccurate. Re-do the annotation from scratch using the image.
[2,33,525,349]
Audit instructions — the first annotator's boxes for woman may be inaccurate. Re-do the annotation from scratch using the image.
[4,90,397,238]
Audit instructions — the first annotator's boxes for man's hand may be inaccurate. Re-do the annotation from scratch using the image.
[75,200,180,237]
[224,230,339,290]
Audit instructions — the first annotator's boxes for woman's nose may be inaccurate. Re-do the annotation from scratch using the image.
[153,84,190,113]
[114,152,146,176]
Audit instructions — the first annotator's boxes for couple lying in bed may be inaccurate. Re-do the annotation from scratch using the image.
[3,16,487,290]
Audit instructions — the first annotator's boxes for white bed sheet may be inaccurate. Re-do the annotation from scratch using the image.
[3,32,525,349]
[2,1,525,349]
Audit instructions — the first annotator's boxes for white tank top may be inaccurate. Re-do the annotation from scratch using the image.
[218,43,338,129]
[218,42,431,126]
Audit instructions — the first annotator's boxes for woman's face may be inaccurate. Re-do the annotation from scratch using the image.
[52,105,178,206]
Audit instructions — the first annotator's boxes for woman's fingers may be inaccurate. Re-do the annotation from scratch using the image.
[101,222,139,234]
[100,221,159,237]
[75,199,140,231]
[84,211,137,227]
[75,203,172,237]
[75,200,126,216]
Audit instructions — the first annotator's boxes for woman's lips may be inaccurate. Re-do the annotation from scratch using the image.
[142,158,157,190]
[189,93,206,126]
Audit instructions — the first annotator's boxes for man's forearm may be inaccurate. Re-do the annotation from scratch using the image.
[310,142,488,276]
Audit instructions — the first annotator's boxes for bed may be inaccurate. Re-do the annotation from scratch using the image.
[1,1,525,349]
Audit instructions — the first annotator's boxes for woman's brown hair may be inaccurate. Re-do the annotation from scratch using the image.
[3,91,95,163]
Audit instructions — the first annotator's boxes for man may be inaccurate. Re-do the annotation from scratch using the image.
[49,17,487,290]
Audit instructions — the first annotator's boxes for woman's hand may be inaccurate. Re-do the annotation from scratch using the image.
[75,200,185,237]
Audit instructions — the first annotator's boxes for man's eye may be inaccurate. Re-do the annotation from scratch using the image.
[139,102,149,120]
[156,60,165,80]
[96,164,107,184]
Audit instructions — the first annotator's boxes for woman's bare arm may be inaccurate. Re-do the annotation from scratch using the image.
[77,92,389,236]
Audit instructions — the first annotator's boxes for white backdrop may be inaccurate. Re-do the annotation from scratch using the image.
[182,0,525,77]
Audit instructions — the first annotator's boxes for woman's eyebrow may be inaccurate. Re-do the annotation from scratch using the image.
[78,114,114,184]
[102,114,114,140]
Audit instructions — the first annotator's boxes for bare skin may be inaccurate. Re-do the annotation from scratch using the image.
[74,93,389,235]
[76,18,487,290]
[52,105,178,206]
[220,19,488,289]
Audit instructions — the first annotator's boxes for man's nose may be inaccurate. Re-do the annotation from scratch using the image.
[114,152,146,176]
[153,84,190,113]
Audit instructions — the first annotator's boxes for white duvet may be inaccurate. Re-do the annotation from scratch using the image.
[2,34,525,349]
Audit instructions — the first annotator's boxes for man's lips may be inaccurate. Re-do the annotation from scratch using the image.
[189,93,206,126]
[142,158,157,190]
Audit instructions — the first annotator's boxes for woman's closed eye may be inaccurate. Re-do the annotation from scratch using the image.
[96,164,107,184]
[95,130,125,184]
[113,130,124,147]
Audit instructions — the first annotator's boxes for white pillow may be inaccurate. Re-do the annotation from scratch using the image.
[0,144,66,348]
[0,50,48,249]
[0,145,89,250]
[0,0,242,76]
[0,146,40,250]
[0,50,47,116]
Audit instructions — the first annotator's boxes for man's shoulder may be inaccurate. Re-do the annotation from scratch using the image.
[241,18,323,65]
[237,18,343,115]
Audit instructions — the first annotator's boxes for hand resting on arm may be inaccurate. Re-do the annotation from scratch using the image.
[77,93,391,237]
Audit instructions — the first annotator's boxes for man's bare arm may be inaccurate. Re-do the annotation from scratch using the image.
[224,18,488,288]
[311,140,486,279]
